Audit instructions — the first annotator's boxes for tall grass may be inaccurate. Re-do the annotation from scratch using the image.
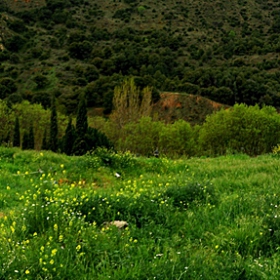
[1,148,280,279]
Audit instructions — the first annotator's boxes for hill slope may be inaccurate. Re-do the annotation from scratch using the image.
[1,0,280,116]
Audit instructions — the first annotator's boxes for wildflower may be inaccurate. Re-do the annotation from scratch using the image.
[50,259,54,265]
[25,270,30,274]
[6,186,10,190]
[60,164,64,169]
[51,249,57,257]
[10,226,15,233]
[76,245,81,251]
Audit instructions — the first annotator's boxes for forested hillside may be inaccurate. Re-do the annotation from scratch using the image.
[1,0,280,116]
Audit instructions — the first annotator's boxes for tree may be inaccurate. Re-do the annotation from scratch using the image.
[49,98,58,152]
[13,116,20,147]
[72,93,88,155]
[76,93,88,138]
[12,101,50,150]
[62,117,76,155]
[110,78,153,129]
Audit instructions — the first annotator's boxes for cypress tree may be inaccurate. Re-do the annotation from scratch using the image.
[28,123,34,149]
[72,93,88,155]
[76,93,88,138]
[13,116,20,147]
[72,138,88,156]
[63,117,76,155]
[49,97,58,152]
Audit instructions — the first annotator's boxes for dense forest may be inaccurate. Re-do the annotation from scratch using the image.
[1,0,280,116]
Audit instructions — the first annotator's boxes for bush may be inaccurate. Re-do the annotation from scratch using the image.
[199,104,280,156]
[93,148,136,169]
[164,182,218,209]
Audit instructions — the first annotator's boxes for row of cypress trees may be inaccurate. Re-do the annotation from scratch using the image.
[13,94,112,155]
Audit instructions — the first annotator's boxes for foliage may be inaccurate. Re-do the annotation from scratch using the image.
[0,100,14,144]
[110,78,152,129]
[159,119,196,157]
[199,104,280,156]
[0,78,17,99]
[121,117,162,155]
[3,0,280,114]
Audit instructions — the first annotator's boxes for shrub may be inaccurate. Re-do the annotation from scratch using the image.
[164,182,218,209]
[199,104,280,156]
[93,148,136,169]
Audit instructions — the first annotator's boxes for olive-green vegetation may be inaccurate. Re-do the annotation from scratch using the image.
[1,147,280,279]
[1,0,280,118]
[2,95,280,157]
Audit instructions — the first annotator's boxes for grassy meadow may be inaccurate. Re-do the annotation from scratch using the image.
[1,147,280,279]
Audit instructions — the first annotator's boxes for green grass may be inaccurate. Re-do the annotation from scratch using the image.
[1,147,280,279]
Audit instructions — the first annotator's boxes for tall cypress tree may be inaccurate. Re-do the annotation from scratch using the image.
[72,93,89,155]
[49,97,58,152]
[13,116,20,147]
[76,93,88,138]
[63,117,76,155]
